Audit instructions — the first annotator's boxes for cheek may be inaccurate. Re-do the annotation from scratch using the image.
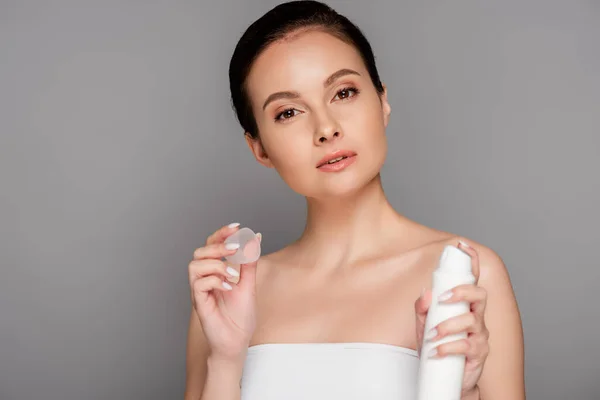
[342,97,387,148]
[347,101,388,172]
[265,135,310,174]
[339,90,384,129]
[264,134,320,193]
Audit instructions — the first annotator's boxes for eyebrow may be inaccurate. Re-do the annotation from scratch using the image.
[261,68,361,110]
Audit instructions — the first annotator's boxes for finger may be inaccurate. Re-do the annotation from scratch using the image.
[192,275,234,314]
[193,242,240,260]
[467,335,490,360]
[189,259,240,281]
[457,239,480,282]
[427,312,483,341]
[238,262,258,292]
[438,284,487,315]
[415,289,431,355]
[429,338,471,359]
[193,275,233,300]
[434,335,489,361]
[237,235,261,292]
[206,222,241,246]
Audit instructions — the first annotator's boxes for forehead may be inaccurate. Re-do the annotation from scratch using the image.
[246,30,367,103]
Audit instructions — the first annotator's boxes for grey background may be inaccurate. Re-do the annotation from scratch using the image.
[1,0,598,399]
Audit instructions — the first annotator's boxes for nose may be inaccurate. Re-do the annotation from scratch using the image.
[313,114,343,145]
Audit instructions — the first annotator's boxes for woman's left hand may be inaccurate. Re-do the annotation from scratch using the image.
[415,240,490,399]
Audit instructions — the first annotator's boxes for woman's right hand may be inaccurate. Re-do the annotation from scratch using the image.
[188,223,261,364]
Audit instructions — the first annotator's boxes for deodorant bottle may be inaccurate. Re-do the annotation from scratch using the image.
[417,244,475,400]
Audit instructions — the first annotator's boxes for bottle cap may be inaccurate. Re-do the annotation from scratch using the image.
[438,245,472,274]
[224,227,261,264]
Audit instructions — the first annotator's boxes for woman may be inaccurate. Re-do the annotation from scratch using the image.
[185,1,524,399]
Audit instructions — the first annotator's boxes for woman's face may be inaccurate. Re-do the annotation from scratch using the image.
[245,29,391,199]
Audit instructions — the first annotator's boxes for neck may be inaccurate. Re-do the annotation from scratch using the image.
[295,174,407,268]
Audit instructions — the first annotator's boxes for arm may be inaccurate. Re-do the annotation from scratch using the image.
[184,310,244,400]
[185,310,209,399]
[476,245,526,399]
[201,357,244,400]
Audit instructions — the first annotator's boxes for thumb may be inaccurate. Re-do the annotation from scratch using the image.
[415,288,432,354]
[237,233,261,292]
[415,288,432,324]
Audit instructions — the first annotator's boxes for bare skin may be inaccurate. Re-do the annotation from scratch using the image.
[185,29,524,400]
[250,219,452,351]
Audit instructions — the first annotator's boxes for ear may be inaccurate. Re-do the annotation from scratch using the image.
[380,84,391,127]
[245,132,274,168]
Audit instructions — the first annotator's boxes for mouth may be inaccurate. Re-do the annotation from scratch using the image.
[316,150,357,168]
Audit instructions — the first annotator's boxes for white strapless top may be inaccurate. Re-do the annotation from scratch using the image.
[240,342,420,400]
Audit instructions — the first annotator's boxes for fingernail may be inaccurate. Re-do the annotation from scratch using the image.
[256,232,262,243]
[438,290,453,302]
[228,222,240,228]
[222,281,233,290]
[428,347,438,358]
[226,266,239,277]
[458,240,470,248]
[426,328,438,341]
[225,243,240,250]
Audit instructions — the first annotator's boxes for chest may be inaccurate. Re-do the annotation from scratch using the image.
[250,257,433,347]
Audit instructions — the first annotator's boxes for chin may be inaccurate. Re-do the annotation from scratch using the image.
[312,164,383,199]
[318,181,364,198]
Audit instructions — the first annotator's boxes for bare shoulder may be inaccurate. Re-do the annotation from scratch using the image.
[447,235,513,289]
[444,235,525,397]
[254,246,287,270]
[420,228,519,309]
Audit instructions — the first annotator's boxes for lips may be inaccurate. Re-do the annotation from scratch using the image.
[316,150,357,168]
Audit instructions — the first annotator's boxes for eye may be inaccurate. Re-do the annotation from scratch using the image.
[333,86,360,101]
[274,108,300,122]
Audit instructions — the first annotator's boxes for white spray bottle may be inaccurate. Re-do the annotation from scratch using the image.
[417,244,475,400]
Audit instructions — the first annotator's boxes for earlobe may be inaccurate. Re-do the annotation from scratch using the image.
[381,84,392,126]
[244,132,274,168]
